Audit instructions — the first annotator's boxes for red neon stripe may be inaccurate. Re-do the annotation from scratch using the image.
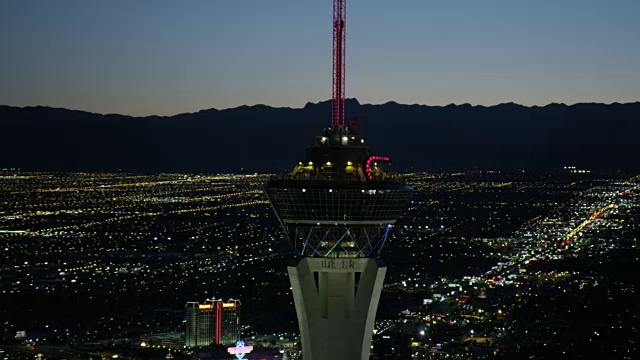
[215,302,222,344]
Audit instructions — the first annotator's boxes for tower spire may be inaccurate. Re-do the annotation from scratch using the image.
[332,0,346,127]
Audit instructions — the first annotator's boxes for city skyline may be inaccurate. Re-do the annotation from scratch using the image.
[1,170,638,359]
[2,0,640,116]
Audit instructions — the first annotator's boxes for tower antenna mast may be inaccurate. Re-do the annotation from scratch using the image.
[332,0,346,127]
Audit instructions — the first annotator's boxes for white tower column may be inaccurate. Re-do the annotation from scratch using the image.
[287,257,386,360]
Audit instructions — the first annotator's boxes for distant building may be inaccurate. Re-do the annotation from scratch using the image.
[185,299,241,347]
[220,299,241,345]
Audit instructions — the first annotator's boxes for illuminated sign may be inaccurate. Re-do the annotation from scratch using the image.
[306,258,369,272]
[365,155,391,180]
[228,340,253,360]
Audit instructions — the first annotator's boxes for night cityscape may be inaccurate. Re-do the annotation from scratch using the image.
[0,168,638,359]
[2,0,640,359]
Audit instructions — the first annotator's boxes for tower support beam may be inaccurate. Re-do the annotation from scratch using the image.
[287,257,386,360]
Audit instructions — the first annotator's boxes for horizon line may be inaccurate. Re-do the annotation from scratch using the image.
[2,98,639,118]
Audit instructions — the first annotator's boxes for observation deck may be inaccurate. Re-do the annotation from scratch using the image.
[265,122,413,258]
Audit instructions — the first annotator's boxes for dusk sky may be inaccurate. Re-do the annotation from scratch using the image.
[1,0,639,116]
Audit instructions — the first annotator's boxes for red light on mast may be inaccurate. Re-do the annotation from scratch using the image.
[332,0,346,127]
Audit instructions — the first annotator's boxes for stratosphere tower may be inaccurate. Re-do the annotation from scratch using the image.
[265,0,413,359]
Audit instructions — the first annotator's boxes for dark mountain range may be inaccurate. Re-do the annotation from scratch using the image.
[1,99,639,172]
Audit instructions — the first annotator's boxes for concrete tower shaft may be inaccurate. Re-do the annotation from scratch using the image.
[288,258,386,360]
